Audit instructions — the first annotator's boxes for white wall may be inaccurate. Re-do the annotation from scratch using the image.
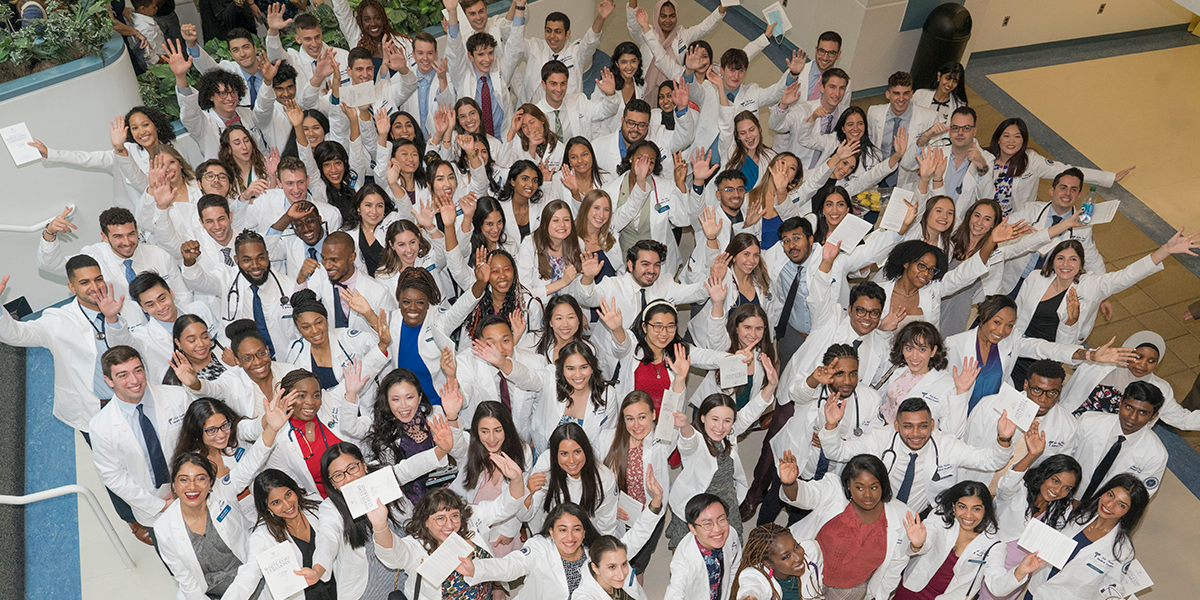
[0,47,144,312]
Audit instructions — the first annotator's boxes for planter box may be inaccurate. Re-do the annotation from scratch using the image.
[0,35,128,103]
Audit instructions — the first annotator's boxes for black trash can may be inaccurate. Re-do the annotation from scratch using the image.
[910,3,972,90]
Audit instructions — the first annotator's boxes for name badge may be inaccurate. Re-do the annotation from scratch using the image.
[654,203,670,214]
[217,504,232,522]
[234,447,245,461]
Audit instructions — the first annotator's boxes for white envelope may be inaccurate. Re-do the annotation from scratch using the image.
[618,491,644,522]
[719,354,748,388]
[825,214,873,251]
[1017,518,1076,569]
[2,123,41,166]
[341,81,377,108]
[1087,201,1120,226]
[417,532,475,587]
[656,388,683,442]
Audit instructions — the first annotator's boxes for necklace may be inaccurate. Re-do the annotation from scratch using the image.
[894,285,918,298]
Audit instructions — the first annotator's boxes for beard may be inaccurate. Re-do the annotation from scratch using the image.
[242,267,271,287]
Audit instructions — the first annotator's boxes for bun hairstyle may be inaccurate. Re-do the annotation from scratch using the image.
[290,289,327,318]
[225,318,266,356]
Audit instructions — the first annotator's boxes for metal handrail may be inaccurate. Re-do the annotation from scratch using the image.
[0,483,135,570]
[0,204,75,233]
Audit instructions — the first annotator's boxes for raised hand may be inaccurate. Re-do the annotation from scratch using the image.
[527,471,547,494]
[266,2,293,32]
[597,297,623,332]
[473,247,492,283]
[952,356,979,394]
[879,303,907,332]
[342,359,366,401]
[785,47,806,73]
[704,273,727,304]
[646,464,664,507]
[1024,420,1047,457]
[96,283,125,321]
[810,357,840,387]
[169,350,200,389]
[835,138,860,162]
[596,66,617,96]
[691,147,716,183]
[633,152,652,186]
[672,76,689,110]
[180,240,201,266]
[635,7,650,32]
[823,391,847,428]
[341,287,375,318]
[180,23,198,47]
[109,116,128,150]
[264,387,294,433]
[991,216,1034,243]
[1014,552,1048,580]
[1114,166,1135,183]
[580,251,603,279]
[1064,287,1080,326]
[164,39,193,82]
[1091,337,1137,365]
[471,339,504,367]
[665,342,690,379]
[997,410,1017,442]
[777,449,799,485]
[709,250,732,281]
[699,205,723,242]
[509,309,526,342]
[430,414,455,454]
[440,378,464,422]
[903,511,927,549]
[491,451,523,481]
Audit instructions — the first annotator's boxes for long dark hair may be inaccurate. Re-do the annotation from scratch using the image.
[314,141,357,224]
[391,138,429,190]
[811,186,851,245]
[389,111,427,155]
[499,160,545,205]
[252,468,321,542]
[354,0,405,55]
[834,106,881,165]
[949,198,1002,262]
[365,369,433,464]
[694,393,736,457]
[455,132,502,195]
[465,250,540,339]
[632,301,687,365]
[1070,473,1149,560]
[544,423,604,514]
[319,442,400,548]
[604,391,655,496]
[282,109,329,159]
[536,295,589,358]
[610,41,644,90]
[934,480,998,534]
[564,137,606,189]
[987,118,1030,178]
[164,314,222,386]
[341,182,395,233]
[406,488,476,553]
[539,502,600,547]
[555,341,609,412]
[218,124,268,193]
[722,304,776,393]
[533,200,583,279]
[173,398,242,464]
[931,61,968,106]
[1023,454,1081,529]
[468,196,510,266]
[463,401,526,490]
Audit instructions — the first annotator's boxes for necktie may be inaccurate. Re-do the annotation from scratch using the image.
[852,339,863,350]
[308,247,318,262]
[1034,215,1065,269]
[553,109,563,139]
[896,452,918,503]
[332,282,349,328]
[248,73,259,106]
[137,404,171,487]
[882,116,902,187]
[220,247,235,267]
[123,259,136,285]
[807,79,821,101]
[479,76,495,137]
[814,448,830,480]
[640,288,647,313]
[776,265,803,339]
[250,284,276,358]
[497,372,511,409]
[223,114,242,127]
[1080,435,1126,502]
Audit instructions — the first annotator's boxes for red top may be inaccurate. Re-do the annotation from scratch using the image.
[894,548,959,600]
[634,361,671,414]
[290,417,342,498]
[815,503,889,588]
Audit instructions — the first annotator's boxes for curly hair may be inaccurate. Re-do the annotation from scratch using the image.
[464,249,540,339]
[125,106,177,146]
[196,69,247,111]
[729,523,791,600]
[405,488,475,553]
[616,140,663,177]
[882,240,948,283]
[888,321,948,371]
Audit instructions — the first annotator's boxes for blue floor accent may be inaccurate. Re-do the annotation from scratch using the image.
[1156,424,1200,502]
[24,304,82,600]
[965,25,1200,280]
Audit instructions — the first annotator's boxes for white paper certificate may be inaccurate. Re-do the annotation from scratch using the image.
[1121,558,1153,595]
[256,541,307,600]
[991,384,1040,432]
[656,388,683,442]
[417,532,475,586]
[1017,518,1076,569]
[340,82,377,108]
[1088,201,1120,226]
[2,123,41,166]
[618,491,644,522]
[719,354,748,388]
[825,214,873,251]
[878,188,914,233]
[340,467,404,518]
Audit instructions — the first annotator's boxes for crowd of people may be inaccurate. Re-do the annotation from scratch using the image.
[4,0,1197,599]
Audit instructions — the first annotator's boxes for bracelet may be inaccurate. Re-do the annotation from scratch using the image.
[932,179,943,182]
[782,479,798,487]
[1086,348,1095,362]
[373,524,389,532]
[998,436,1012,443]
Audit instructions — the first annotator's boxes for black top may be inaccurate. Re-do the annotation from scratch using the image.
[359,229,384,276]
[291,522,337,600]
[1024,288,1066,342]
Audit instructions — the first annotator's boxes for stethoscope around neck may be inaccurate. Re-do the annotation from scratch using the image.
[225,270,289,317]
[819,386,863,437]
[881,431,943,481]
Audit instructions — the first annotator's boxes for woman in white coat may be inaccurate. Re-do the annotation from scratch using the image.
[601,140,692,276]
[876,321,972,438]
[665,358,777,549]
[156,452,261,600]
[689,286,777,412]
[373,463,527,600]
[529,295,629,382]
[229,469,336,600]
[517,200,586,303]
[450,401,534,557]
[984,426,1081,600]
[777,452,917,600]
[1022,474,1150,600]
[985,117,1133,216]
[520,422,622,536]
[944,294,1135,417]
[340,183,403,278]
[558,140,616,212]
[912,62,967,125]
[893,480,1043,600]
[729,523,826,600]
[518,340,622,453]
[1012,229,1199,351]
[176,320,304,420]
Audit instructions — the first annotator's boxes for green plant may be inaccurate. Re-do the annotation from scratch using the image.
[381,0,443,33]
[0,0,111,79]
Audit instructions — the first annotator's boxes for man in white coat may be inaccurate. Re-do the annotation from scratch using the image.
[663,493,743,600]
[1072,380,1168,502]
[445,4,522,139]
[867,71,940,189]
[388,32,456,138]
[108,271,221,384]
[89,346,188,543]
[961,359,1078,486]
[821,396,1015,513]
[591,95,695,177]
[264,9,350,95]
[453,314,543,442]
[534,60,621,142]
[303,232,394,332]
[39,206,191,327]
[769,67,849,170]
[943,106,995,215]
[506,0,613,104]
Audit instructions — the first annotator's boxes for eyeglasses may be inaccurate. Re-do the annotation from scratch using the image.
[948,125,975,133]
[213,89,239,98]
[914,262,942,278]
[329,461,365,484]
[174,474,210,486]
[646,322,677,333]
[203,421,232,437]
[852,306,882,319]
[623,119,650,132]
[721,186,747,194]
[240,348,271,362]
[692,515,729,532]
[431,513,462,527]
[202,172,230,182]
[1026,386,1061,399]
[815,48,839,57]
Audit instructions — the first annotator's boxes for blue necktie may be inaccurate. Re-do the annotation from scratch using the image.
[814,449,830,480]
[250,284,276,358]
[308,247,318,262]
[332,283,349,328]
[896,452,918,503]
[123,259,136,285]
[137,404,170,487]
[248,73,259,106]
[882,116,902,187]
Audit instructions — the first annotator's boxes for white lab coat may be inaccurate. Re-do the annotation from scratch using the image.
[225,508,323,600]
[866,103,940,189]
[194,361,302,420]
[590,112,697,180]
[306,266,397,332]
[449,443,534,548]
[181,262,300,356]
[520,368,621,455]
[593,427,675,524]
[42,144,153,212]
[1060,361,1200,430]
[912,88,965,125]
[107,302,220,384]
[445,18,521,139]
[519,450,621,536]
[1001,200,1107,298]
[794,380,886,477]
[1023,515,1133,600]
[663,529,744,600]
[994,149,1116,216]
[944,327,1081,393]
[508,19,602,103]
[455,349,544,442]
[609,345,729,421]
[1071,412,1166,499]
[599,173,694,277]
[960,400,1077,485]
[900,518,1022,599]
[877,251,990,328]
[383,289,481,397]
[879,366,968,438]
[88,384,190,526]
[732,539,825,600]
[781,476,913,600]
[157,483,254,600]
